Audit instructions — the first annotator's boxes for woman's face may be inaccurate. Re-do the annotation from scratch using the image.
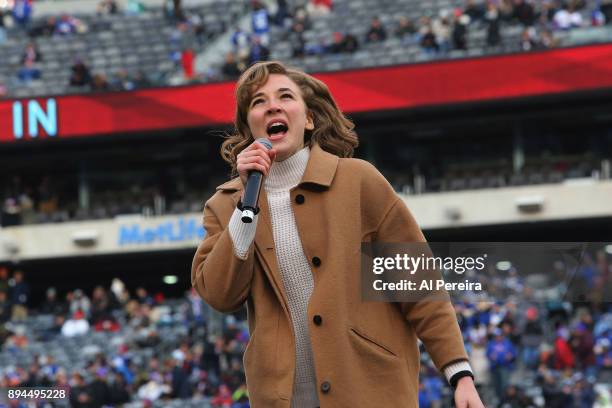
[246,74,314,161]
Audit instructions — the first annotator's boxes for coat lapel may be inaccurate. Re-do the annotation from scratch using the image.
[217,178,292,319]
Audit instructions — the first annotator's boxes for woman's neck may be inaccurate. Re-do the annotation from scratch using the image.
[264,146,310,191]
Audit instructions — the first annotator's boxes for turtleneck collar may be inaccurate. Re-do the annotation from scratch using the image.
[265,146,310,191]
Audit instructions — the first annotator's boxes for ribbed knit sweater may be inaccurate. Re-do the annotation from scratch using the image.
[227,147,472,406]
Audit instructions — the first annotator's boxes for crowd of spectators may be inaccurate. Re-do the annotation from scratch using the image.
[0,173,212,227]
[0,0,161,93]
[13,41,157,92]
[419,246,612,407]
[7,4,87,87]
[1,154,607,226]
[218,1,273,80]
[0,0,140,40]
[1,0,612,95]
[383,155,607,194]
[1,175,63,227]
[220,0,343,79]
[0,247,611,407]
[388,0,604,55]
[0,267,251,407]
[67,58,153,91]
[217,0,610,80]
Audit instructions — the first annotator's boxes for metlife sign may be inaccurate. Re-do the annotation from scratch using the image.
[0,214,207,261]
[118,217,205,246]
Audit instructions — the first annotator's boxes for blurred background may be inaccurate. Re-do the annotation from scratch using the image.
[0,0,612,406]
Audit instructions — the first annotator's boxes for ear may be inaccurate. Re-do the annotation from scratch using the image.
[305,112,315,130]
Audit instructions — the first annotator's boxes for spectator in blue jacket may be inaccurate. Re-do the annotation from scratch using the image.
[17,60,41,83]
[595,337,612,380]
[12,0,32,29]
[486,327,516,396]
[251,0,270,46]
[422,366,444,407]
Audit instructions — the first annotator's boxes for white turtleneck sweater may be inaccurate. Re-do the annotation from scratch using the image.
[227,147,472,406]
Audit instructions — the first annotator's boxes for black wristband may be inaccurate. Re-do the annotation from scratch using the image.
[449,370,474,389]
[237,199,260,215]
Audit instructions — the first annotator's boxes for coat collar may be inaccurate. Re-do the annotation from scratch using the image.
[299,142,338,188]
[215,142,339,192]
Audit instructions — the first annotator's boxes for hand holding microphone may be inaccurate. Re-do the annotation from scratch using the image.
[236,138,276,223]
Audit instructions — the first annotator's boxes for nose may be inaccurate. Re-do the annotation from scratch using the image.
[266,99,282,114]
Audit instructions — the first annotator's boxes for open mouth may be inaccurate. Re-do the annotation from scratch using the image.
[266,121,289,139]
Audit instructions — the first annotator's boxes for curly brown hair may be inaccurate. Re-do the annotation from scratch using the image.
[221,61,358,174]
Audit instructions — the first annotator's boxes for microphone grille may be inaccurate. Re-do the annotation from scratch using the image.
[256,138,273,150]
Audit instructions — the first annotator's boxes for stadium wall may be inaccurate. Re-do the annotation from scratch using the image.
[1,180,611,261]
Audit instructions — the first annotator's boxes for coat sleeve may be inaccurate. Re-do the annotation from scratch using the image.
[374,196,469,372]
[191,197,255,313]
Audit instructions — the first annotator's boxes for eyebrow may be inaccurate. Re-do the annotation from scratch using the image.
[251,88,296,100]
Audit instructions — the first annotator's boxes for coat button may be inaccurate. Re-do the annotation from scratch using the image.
[313,315,322,325]
[295,194,305,204]
[320,381,331,393]
[312,257,321,267]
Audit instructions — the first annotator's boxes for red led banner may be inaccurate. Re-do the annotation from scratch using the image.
[1,43,612,143]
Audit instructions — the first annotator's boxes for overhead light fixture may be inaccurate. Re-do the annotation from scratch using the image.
[71,230,99,247]
[496,261,512,271]
[163,275,178,285]
[2,239,19,255]
[515,196,544,213]
[444,207,462,221]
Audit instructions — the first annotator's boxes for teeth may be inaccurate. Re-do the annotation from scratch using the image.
[267,121,288,134]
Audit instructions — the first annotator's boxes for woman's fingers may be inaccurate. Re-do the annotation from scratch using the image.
[238,150,271,166]
[238,156,270,172]
[243,143,274,159]
[237,140,276,186]
[237,156,271,182]
[245,140,275,160]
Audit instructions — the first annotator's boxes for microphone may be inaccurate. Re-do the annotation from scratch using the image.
[241,138,273,223]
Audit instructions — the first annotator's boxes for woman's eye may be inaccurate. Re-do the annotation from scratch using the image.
[281,94,293,99]
[251,99,263,106]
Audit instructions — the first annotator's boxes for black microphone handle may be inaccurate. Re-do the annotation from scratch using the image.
[241,170,264,222]
[240,138,272,223]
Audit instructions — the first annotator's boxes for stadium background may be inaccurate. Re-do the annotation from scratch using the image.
[1,0,612,406]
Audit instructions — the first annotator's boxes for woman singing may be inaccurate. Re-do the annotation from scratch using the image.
[191,61,484,407]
